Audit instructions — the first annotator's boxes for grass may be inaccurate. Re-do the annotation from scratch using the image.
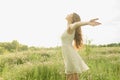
[0,46,120,80]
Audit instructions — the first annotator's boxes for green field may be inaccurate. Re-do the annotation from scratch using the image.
[0,46,120,80]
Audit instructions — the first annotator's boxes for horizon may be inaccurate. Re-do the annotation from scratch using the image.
[0,0,120,47]
[0,40,120,48]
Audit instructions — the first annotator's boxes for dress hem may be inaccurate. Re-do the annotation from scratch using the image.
[65,68,89,74]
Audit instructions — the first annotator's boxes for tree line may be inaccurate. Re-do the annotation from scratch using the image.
[0,40,28,54]
[97,43,120,47]
[0,40,120,54]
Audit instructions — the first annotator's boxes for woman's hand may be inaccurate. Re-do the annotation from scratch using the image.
[88,18,101,26]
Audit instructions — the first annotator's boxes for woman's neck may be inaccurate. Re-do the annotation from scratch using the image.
[67,21,72,25]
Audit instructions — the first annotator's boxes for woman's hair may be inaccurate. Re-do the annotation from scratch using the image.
[72,13,83,49]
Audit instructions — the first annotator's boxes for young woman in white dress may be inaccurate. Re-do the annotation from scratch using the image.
[61,13,101,80]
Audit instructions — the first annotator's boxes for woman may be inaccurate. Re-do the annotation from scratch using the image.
[61,13,101,80]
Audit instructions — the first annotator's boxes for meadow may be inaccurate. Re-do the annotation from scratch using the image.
[0,46,120,80]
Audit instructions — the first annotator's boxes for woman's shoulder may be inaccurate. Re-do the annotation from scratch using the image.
[67,26,75,35]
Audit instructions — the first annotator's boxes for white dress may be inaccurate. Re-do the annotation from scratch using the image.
[61,30,89,74]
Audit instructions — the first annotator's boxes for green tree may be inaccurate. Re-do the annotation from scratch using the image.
[19,45,28,51]
[0,47,5,54]
[11,40,19,53]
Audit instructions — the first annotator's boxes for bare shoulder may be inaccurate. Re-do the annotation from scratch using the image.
[67,25,74,34]
[69,22,79,31]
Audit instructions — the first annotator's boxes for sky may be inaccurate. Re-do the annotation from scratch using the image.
[0,0,120,47]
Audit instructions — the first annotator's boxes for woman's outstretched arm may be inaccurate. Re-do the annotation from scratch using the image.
[69,18,101,30]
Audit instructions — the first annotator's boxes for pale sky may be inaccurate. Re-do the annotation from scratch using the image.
[0,0,120,47]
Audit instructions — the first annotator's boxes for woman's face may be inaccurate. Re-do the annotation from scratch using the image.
[65,14,73,22]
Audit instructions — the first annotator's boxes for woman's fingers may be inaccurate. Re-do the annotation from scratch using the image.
[90,18,99,22]
[89,18,101,26]
[92,22,101,26]
[97,21,102,25]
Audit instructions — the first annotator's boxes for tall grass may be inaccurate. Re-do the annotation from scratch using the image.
[0,46,120,80]
[2,63,65,80]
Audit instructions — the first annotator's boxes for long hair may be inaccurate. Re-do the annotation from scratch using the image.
[72,13,83,49]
